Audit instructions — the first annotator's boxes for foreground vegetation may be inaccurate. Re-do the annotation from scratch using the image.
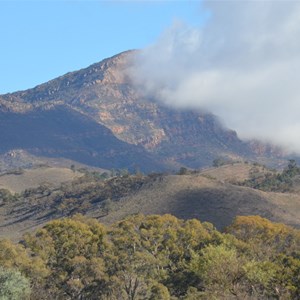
[1,214,300,299]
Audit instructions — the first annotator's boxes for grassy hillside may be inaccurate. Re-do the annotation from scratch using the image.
[1,162,300,241]
[0,167,83,193]
[99,173,300,229]
[199,161,270,183]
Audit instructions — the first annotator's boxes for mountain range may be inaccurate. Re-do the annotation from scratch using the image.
[0,50,287,172]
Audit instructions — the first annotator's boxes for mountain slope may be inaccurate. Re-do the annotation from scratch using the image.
[0,51,285,170]
[0,106,164,172]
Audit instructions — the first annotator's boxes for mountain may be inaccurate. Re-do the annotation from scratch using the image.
[0,50,286,171]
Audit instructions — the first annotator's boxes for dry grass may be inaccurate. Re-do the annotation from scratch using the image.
[2,164,300,241]
[0,167,83,193]
[199,162,270,183]
[99,173,300,230]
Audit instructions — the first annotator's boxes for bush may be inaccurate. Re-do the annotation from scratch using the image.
[0,267,31,300]
[0,189,19,203]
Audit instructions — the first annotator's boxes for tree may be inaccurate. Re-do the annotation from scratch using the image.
[4,213,299,299]
[178,167,188,175]
[226,215,300,257]
[24,215,109,299]
[0,189,18,203]
[0,267,31,300]
[190,244,244,298]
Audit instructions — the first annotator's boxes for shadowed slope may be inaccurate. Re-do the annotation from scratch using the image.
[0,106,164,172]
[96,174,300,230]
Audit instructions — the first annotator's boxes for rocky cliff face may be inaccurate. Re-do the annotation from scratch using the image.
[0,51,286,170]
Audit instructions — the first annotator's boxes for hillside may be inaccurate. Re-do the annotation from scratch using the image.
[0,149,109,175]
[1,163,300,241]
[0,167,83,193]
[0,51,287,171]
[99,172,300,230]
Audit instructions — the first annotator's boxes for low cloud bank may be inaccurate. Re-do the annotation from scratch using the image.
[132,1,300,153]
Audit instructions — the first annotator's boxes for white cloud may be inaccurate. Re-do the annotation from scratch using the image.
[131,1,300,153]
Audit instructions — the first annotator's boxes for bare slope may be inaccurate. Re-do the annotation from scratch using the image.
[200,162,271,183]
[0,167,83,193]
[0,149,106,173]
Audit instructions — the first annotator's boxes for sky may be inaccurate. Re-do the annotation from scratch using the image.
[0,0,202,94]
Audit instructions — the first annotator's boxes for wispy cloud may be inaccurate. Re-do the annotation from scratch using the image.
[132,1,300,153]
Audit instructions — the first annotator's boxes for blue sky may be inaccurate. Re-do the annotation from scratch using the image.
[0,1,203,94]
